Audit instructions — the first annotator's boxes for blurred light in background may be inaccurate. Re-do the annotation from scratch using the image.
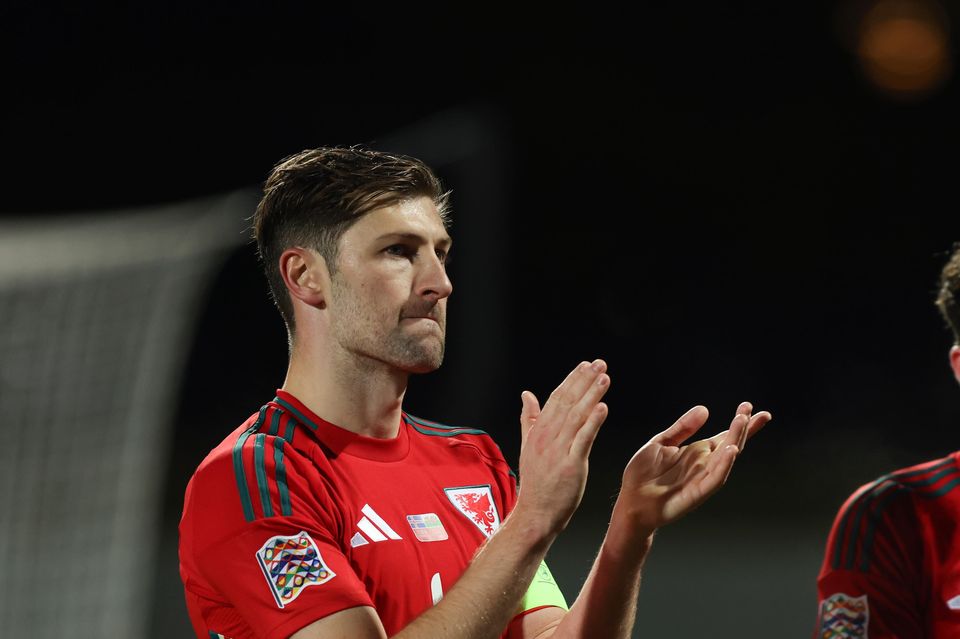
[855,0,952,99]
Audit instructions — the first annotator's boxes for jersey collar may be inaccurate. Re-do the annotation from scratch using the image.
[272,389,410,462]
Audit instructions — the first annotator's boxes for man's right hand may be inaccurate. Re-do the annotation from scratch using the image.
[613,402,771,539]
[513,359,611,537]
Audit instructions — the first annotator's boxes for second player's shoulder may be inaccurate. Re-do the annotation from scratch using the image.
[814,456,959,635]
[893,452,960,483]
[823,454,959,570]
[872,453,960,506]
[834,453,959,517]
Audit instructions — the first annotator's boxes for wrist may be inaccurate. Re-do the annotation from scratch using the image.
[606,498,656,560]
[505,497,562,552]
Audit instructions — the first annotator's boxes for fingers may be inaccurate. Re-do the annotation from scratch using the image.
[519,390,542,444]
[703,443,740,494]
[732,402,752,450]
[567,364,610,436]
[556,360,608,413]
[745,410,772,443]
[548,360,603,408]
[701,405,772,482]
[653,405,709,447]
[706,402,773,453]
[570,401,609,458]
[690,420,745,498]
[720,413,748,454]
[539,359,610,440]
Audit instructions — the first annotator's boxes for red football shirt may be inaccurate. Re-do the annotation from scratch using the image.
[179,390,530,639]
[815,451,960,638]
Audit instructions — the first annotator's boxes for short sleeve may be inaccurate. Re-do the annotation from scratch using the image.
[814,480,923,638]
[180,436,374,639]
[198,520,373,639]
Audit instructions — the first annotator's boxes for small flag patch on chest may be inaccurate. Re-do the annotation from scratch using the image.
[255,530,335,608]
[406,513,449,542]
[818,592,868,638]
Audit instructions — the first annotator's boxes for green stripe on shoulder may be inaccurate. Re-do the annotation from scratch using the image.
[253,433,273,518]
[274,397,319,431]
[832,477,882,570]
[900,463,959,489]
[923,475,960,499]
[267,409,282,436]
[835,478,905,570]
[831,457,954,570]
[274,437,292,516]
[405,413,488,437]
[406,414,519,479]
[856,481,906,571]
[232,407,266,522]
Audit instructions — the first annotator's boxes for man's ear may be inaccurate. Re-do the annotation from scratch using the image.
[279,247,329,309]
[950,345,960,385]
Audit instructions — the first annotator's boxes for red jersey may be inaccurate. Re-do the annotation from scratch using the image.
[179,390,531,639]
[815,451,960,638]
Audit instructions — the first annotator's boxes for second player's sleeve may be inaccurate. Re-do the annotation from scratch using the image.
[814,482,923,638]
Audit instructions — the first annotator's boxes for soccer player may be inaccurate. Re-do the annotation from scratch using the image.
[814,242,960,638]
[178,146,772,639]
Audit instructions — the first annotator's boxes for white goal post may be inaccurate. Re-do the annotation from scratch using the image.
[0,190,254,638]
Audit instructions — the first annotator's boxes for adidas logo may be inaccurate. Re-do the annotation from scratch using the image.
[350,504,402,547]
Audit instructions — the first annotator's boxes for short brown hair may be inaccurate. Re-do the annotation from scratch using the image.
[252,146,451,336]
[936,242,960,345]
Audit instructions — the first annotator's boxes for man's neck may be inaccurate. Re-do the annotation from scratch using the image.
[282,346,408,440]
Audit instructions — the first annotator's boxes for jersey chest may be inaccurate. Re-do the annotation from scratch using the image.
[326,451,510,632]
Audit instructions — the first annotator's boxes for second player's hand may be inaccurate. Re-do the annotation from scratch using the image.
[513,359,611,538]
[615,402,772,538]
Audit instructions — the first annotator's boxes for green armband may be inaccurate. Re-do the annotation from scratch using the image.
[518,560,568,613]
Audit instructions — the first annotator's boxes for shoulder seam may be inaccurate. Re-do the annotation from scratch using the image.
[273,396,319,431]
[232,405,299,522]
[832,458,956,571]
[406,415,519,480]
[232,407,267,522]
[405,413,490,437]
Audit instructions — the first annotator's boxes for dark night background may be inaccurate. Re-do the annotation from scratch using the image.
[3,2,960,636]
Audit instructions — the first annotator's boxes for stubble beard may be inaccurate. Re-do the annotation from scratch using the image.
[330,281,446,374]
[386,319,446,373]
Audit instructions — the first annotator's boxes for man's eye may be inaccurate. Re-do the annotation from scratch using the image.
[386,245,414,257]
[436,249,451,265]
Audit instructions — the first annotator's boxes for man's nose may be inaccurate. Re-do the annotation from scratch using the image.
[416,252,453,300]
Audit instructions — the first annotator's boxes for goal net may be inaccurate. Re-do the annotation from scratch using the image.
[0,190,255,637]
